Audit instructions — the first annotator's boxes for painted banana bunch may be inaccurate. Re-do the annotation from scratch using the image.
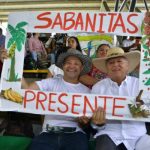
[1,88,23,104]
[8,43,16,58]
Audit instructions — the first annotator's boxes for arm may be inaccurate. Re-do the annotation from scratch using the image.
[21,78,40,90]
[79,74,98,86]
[77,107,106,137]
[28,38,33,52]
[40,41,47,56]
[46,70,53,78]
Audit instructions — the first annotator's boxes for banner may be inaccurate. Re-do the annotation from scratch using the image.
[0,11,150,122]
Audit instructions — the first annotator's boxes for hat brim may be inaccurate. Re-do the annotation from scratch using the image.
[92,51,140,73]
[56,52,92,75]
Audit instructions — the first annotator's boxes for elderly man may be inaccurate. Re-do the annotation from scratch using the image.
[22,49,92,150]
[91,47,147,150]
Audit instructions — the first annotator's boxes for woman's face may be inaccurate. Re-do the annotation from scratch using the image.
[34,33,40,38]
[68,38,77,49]
[96,45,110,58]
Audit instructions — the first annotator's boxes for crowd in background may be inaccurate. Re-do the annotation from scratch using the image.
[24,32,141,86]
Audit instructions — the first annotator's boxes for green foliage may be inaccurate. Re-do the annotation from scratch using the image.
[141,21,144,34]
[143,44,149,50]
[16,22,28,29]
[141,35,147,44]
[143,70,150,74]
[7,21,28,81]
[144,78,150,85]
[7,21,28,51]
[7,37,15,49]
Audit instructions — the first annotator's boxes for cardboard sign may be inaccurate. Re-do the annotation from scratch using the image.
[0,11,150,122]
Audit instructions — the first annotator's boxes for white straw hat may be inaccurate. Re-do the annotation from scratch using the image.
[92,47,140,73]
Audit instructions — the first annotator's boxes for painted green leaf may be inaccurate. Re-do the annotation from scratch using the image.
[8,25,17,37]
[145,51,148,56]
[142,59,149,62]
[16,22,28,29]
[7,37,15,48]
[19,28,26,34]
[141,36,147,44]
[16,40,22,51]
[16,32,25,44]
[144,78,150,85]
[143,70,150,74]
[143,44,149,49]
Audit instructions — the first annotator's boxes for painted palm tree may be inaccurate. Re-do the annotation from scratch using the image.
[7,21,28,81]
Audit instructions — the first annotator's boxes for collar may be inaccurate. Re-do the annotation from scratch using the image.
[109,76,128,87]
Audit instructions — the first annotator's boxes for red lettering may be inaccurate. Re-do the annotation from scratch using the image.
[57,93,69,113]
[111,13,126,33]
[74,13,84,30]
[48,93,57,112]
[63,12,75,30]
[83,96,98,116]
[85,13,97,32]
[97,13,106,33]
[51,13,63,29]
[108,13,117,32]
[71,95,81,115]
[127,14,138,34]
[36,91,47,110]
[35,12,52,29]
[98,96,113,111]
[24,90,36,108]
[112,98,126,117]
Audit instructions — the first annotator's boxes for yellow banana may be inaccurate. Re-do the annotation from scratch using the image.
[8,89,23,103]
[1,88,23,104]
[3,89,10,99]
[7,89,16,102]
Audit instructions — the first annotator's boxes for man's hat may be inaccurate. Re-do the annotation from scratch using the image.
[92,47,140,73]
[56,49,92,75]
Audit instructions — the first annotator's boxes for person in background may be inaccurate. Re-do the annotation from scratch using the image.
[67,36,82,52]
[0,49,8,77]
[22,49,92,150]
[28,33,47,62]
[91,47,148,150]
[79,44,110,88]
[0,28,5,50]
[25,33,32,56]
[0,28,6,76]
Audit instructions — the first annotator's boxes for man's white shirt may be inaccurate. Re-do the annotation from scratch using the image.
[36,75,90,132]
[91,76,146,150]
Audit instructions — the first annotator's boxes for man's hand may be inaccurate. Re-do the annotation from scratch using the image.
[76,116,90,129]
[77,116,90,125]
[91,107,106,126]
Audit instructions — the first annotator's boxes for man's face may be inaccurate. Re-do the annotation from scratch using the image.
[62,56,83,79]
[106,56,129,81]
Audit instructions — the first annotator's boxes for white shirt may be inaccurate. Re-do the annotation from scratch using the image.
[48,64,64,76]
[36,75,90,132]
[91,76,146,150]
